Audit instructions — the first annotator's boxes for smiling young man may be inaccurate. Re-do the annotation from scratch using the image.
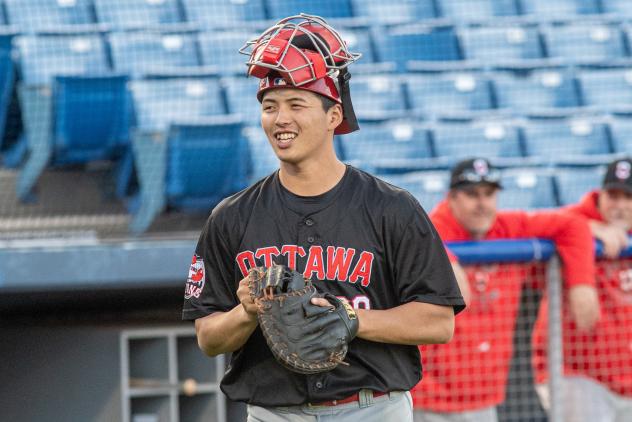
[182,15,464,422]
[532,157,632,422]
[412,158,600,422]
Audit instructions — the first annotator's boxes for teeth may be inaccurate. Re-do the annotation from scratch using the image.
[276,133,296,141]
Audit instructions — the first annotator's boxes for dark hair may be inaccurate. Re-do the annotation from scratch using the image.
[319,95,338,112]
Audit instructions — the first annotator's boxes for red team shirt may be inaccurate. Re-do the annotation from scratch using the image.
[412,199,596,412]
[532,191,632,397]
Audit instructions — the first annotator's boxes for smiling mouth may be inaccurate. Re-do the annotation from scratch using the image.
[275,132,297,146]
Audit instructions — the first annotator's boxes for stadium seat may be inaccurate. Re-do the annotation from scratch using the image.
[0,51,15,153]
[13,32,123,197]
[601,0,632,19]
[339,120,432,171]
[108,31,199,76]
[518,0,601,19]
[372,24,462,71]
[493,68,580,112]
[348,74,408,120]
[405,72,494,117]
[554,165,605,205]
[265,0,354,20]
[242,125,279,182]
[93,0,182,30]
[349,0,436,25]
[459,25,544,64]
[198,31,260,76]
[338,27,375,63]
[222,76,261,124]
[378,170,450,212]
[521,117,611,159]
[498,168,557,209]
[606,116,632,153]
[542,23,628,64]
[130,115,250,233]
[432,120,523,160]
[16,32,110,86]
[181,0,267,28]
[4,0,94,31]
[436,0,519,22]
[16,74,132,200]
[577,67,632,111]
[130,76,226,132]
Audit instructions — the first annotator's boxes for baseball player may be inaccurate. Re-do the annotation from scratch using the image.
[532,157,632,422]
[411,157,600,422]
[182,15,465,422]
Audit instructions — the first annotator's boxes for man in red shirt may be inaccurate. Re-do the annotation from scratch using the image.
[412,157,600,422]
[532,157,632,422]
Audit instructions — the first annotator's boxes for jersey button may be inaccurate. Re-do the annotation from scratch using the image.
[315,381,323,389]
[305,218,314,226]
[307,236,315,243]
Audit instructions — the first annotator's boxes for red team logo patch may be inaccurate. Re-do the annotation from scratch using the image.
[185,254,205,299]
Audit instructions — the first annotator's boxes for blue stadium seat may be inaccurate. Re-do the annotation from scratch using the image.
[181,0,267,28]
[436,0,519,22]
[4,0,94,31]
[0,51,15,153]
[198,31,259,76]
[372,24,461,71]
[602,0,632,19]
[406,72,494,117]
[349,0,436,25]
[16,74,132,200]
[222,76,261,124]
[17,33,110,86]
[607,117,632,153]
[265,0,354,20]
[130,76,226,132]
[130,115,250,233]
[339,120,431,171]
[348,74,408,120]
[521,117,611,159]
[542,23,627,64]
[93,0,182,30]
[577,67,632,111]
[432,120,523,160]
[518,0,601,19]
[459,25,544,64]
[242,125,279,182]
[108,31,199,77]
[493,68,580,112]
[379,170,450,212]
[498,168,557,209]
[554,165,605,205]
[338,27,375,63]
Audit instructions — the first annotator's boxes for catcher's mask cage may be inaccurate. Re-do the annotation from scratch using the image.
[239,13,362,134]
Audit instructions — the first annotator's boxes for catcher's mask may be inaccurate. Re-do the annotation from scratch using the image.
[239,13,361,135]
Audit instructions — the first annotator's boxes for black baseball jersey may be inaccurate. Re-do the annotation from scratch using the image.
[182,165,464,406]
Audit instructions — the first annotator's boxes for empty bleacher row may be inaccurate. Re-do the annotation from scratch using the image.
[0,0,631,234]
[5,0,632,30]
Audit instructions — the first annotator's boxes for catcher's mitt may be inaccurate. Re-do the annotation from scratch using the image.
[248,264,359,374]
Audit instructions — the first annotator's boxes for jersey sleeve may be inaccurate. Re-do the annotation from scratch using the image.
[392,198,466,314]
[182,211,238,321]
[522,211,596,287]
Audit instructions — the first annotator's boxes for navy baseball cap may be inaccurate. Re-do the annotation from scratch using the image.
[450,158,502,189]
[603,157,632,194]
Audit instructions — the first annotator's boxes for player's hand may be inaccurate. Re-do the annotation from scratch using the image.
[568,285,601,332]
[236,273,258,321]
[591,222,629,259]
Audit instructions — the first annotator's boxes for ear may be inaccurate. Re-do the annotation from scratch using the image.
[327,103,344,131]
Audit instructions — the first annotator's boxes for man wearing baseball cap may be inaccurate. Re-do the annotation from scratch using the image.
[532,157,632,422]
[412,157,600,422]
